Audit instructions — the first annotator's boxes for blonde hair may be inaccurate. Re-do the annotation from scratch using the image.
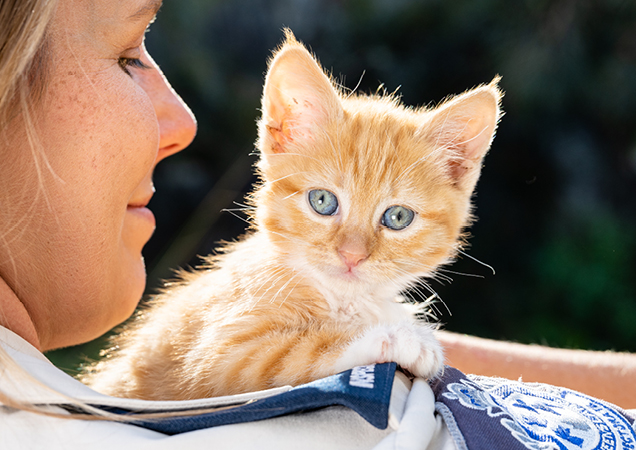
[0,0,131,422]
[0,0,229,424]
[0,0,66,415]
[0,0,56,127]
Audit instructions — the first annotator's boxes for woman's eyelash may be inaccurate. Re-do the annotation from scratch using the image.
[118,57,151,76]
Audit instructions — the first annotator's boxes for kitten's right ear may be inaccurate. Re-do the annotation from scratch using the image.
[258,30,343,155]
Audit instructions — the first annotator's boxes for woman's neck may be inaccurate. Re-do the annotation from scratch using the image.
[0,276,40,350]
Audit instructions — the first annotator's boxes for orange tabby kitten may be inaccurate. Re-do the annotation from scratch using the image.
[83,32,501,400]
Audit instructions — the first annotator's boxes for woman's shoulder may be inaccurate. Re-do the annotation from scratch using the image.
[0,325,106,404]
[0,339,444,450]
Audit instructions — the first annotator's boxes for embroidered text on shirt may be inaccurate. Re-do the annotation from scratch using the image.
[349,364,376,389]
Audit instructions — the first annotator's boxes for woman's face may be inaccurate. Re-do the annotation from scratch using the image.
[0,0,196,350]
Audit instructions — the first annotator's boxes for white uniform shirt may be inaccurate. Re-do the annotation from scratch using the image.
[0,326,456,450]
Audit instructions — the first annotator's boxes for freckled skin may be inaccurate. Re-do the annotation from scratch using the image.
[83,33,501,400]
[0,0,196,351]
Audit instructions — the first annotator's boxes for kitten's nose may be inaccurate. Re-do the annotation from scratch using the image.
[338,246,368,269]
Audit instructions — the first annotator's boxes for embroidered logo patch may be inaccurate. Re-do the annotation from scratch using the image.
[349,364,376,388]
[443,376,636,450]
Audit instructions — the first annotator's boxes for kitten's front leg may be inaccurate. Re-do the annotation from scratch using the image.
[331,321,444,380]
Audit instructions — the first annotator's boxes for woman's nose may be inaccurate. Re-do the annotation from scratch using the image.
[155,79,197,162]
[142,49,197,163]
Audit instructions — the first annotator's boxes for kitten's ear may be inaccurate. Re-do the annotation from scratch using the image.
[427,78,503,192]
[258,30,343,155]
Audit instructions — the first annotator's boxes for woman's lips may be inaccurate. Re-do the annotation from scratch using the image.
[126,204,156,228]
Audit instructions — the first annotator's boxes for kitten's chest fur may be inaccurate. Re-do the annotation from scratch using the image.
[317,279,415,325]
[219,232,413,325]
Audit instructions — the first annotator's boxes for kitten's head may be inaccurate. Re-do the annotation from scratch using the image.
[252,31,502,300]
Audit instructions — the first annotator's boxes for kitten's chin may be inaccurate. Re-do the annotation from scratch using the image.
[340,267,361,281]
[303,258,406,298]
[332,264,370,285]
[321,264,390,292]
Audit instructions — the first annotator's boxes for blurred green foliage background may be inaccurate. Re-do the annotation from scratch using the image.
[48,0,636,373]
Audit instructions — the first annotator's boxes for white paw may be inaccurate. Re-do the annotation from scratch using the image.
[333,322,444,380]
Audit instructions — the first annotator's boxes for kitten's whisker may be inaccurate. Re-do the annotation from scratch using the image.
[232,201,255,210]
[282,190,301,200]
[401,291,420,308]
[431,292,452,317]
[267,172,309,185]
[254,265,289,297]
[392,265,452,317]
[277,272,306,308]
[429,272,453,285]
[400,278,443,318]
[345,70,366,99]
[221,209,251,225]
[426,299,443,319]
[269,271,300,306]
[246,267,289,313]
[268,152,321,163]
[253,266,287,296]
[456,248,496,275]
[407,283,430,304]
[438,268,484,279]
[417,279,438,297]
[391,267,430,295]
[267,230,308,247]
[426,269,454,285]
[392,259,453,284]
[452,124,490,148]
[415,284,451,318]
[393,259,435,270]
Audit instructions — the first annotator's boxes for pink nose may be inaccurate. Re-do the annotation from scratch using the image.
[338,249,367,269]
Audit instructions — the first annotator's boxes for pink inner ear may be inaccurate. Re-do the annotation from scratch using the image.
[260,44,343,156]
[265,102,322,154]
[427,86,500,187]
[447,157,469,181]
[265,124,287,154]
[448,119,494,180]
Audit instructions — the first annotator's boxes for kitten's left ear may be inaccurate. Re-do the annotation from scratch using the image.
[427,78,503,192]
[258,30,343,156]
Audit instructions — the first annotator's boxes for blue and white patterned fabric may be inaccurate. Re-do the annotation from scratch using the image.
[432,367,636,450]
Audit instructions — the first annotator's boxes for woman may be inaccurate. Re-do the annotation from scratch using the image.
[1,0,635,448]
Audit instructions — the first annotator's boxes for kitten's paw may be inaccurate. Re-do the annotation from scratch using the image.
[333,322,444,380]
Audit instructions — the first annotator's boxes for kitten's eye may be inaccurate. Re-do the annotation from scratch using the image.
[381,205,415,230]
[308,189,339,216]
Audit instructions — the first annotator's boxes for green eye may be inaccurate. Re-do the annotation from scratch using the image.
[381,205,415,230]
[308,189,339,216]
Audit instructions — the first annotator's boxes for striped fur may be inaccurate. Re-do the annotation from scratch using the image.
[82,32,502,400]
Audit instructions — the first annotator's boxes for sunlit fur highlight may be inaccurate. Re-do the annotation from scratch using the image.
[82,32,502,400]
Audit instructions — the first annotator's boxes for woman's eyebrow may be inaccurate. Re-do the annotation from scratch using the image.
[128,0,163,21]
